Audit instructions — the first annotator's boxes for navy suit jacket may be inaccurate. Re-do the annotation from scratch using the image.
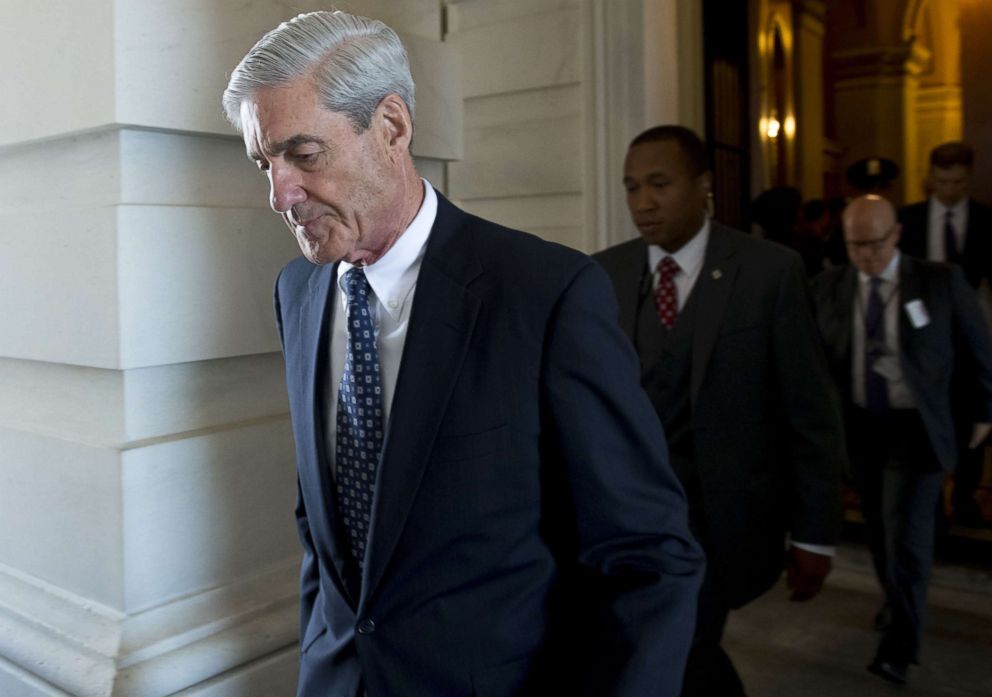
[595,224,845,608]
[275,191,704,697]
[811,256,992,471]
[898,199,992,289]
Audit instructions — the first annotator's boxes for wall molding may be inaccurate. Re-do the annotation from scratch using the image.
[0,560,299,697]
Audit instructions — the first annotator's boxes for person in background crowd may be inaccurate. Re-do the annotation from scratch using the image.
[899,141,992,528]
[595,125,845,697]
[811,195,992,685]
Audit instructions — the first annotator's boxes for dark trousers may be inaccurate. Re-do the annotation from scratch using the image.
[952,435,985,524]
[850,407,943,664]
[680,567,746,697]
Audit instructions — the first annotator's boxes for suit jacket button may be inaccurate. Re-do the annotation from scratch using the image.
[357,618,376,635]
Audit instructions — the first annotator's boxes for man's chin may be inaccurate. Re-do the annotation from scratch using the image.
[298,243,339,266]
[294,231,341,265]
[637,229,666,246]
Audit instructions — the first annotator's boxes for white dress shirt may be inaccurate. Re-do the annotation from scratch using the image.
[326,180,437,475]
[851,251,915,409]
[926,195,968,261]
[646,218,710,307]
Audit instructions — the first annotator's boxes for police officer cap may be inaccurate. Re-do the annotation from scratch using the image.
[846,157,899,190]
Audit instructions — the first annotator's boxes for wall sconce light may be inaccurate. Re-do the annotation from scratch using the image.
[766,112,781,140]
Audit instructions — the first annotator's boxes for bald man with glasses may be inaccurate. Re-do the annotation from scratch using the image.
[810,195,992,685]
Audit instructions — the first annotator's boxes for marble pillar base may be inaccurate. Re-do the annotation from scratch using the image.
[0,560,299,697]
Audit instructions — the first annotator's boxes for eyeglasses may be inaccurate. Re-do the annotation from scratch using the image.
[845,225,895,251]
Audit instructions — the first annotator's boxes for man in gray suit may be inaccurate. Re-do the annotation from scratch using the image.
[594,125,845,697]
[811,195,992,684]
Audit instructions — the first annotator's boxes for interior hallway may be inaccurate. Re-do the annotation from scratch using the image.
[724,541,992,695]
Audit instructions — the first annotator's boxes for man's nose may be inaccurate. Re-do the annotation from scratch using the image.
[630,187,655,211]
[269,164,306,213]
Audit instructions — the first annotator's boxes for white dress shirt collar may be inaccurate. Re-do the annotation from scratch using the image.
[929,194,968,221]
[857,249,901,286]
[337,179,436,320]
[647,218,710,280]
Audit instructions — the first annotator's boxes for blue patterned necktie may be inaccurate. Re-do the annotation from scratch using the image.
[864,276,889,414]
[335,267,384,570]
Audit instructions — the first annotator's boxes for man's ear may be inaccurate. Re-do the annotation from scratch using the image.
[698,171,713,201]
[376,93,413,155]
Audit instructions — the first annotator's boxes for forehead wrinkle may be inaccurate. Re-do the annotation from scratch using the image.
[250,133,330,162]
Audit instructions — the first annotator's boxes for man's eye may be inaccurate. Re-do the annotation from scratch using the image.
[293,152,320,164]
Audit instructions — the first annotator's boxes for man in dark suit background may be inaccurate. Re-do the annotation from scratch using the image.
[899,142,992,288]
[223,12,704,697]
[811,195,992,684]
[594,126,845,697]
[898,141,992,526]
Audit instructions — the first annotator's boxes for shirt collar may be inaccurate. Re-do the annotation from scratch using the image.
[929,195,968,219]
[857,250,901,285]
[647,217,710,277]
[338,179,436,320]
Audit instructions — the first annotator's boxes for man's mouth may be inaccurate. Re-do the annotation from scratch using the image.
[289,208,323,227]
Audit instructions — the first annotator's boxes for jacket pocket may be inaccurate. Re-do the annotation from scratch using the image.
[300,618,328,655]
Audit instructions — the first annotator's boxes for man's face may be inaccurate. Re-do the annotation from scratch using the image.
[930,164,970,207]
[844,219,901,277]
[623,140,709,253]
[240,78,398,265]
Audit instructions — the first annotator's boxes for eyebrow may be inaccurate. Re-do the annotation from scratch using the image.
[247,133,329,162]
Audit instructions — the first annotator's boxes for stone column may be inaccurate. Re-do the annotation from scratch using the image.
[0,1,460,695]
[584,0,705,249]
[831,41,930,204]
[794,0,827,199]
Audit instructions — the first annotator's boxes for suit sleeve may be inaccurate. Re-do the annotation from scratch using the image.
[948,265,992,421]
[540,261,705,697]
[773,257,846,545]
[275,272,321,645]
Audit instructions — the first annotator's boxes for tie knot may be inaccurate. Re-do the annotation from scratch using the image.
[869,276,883,291]
[343,267,371,302]
[657,256,680,279]
[945,209,954,221]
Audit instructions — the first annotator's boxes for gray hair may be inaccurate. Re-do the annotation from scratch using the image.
[222,11,415,133]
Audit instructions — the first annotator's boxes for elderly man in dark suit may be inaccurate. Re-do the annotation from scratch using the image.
[898,141,992,525]
[222,12,703,697]
[594,125,845,697]
[811,195,992,684]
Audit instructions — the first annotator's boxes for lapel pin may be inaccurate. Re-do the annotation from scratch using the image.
[711,269,723,280]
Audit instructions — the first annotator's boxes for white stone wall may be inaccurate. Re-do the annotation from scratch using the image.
[0,1,459,695]
[445,0,704,253]
[446,0,590,250]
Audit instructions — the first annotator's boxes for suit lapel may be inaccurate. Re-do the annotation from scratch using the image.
[359,195,483,610]
[613,239,650,341]
[966,199,978,248]
[833,266,857,370]
[690,224,740,404]
[296,262,359,607]
[898,255,923,358]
